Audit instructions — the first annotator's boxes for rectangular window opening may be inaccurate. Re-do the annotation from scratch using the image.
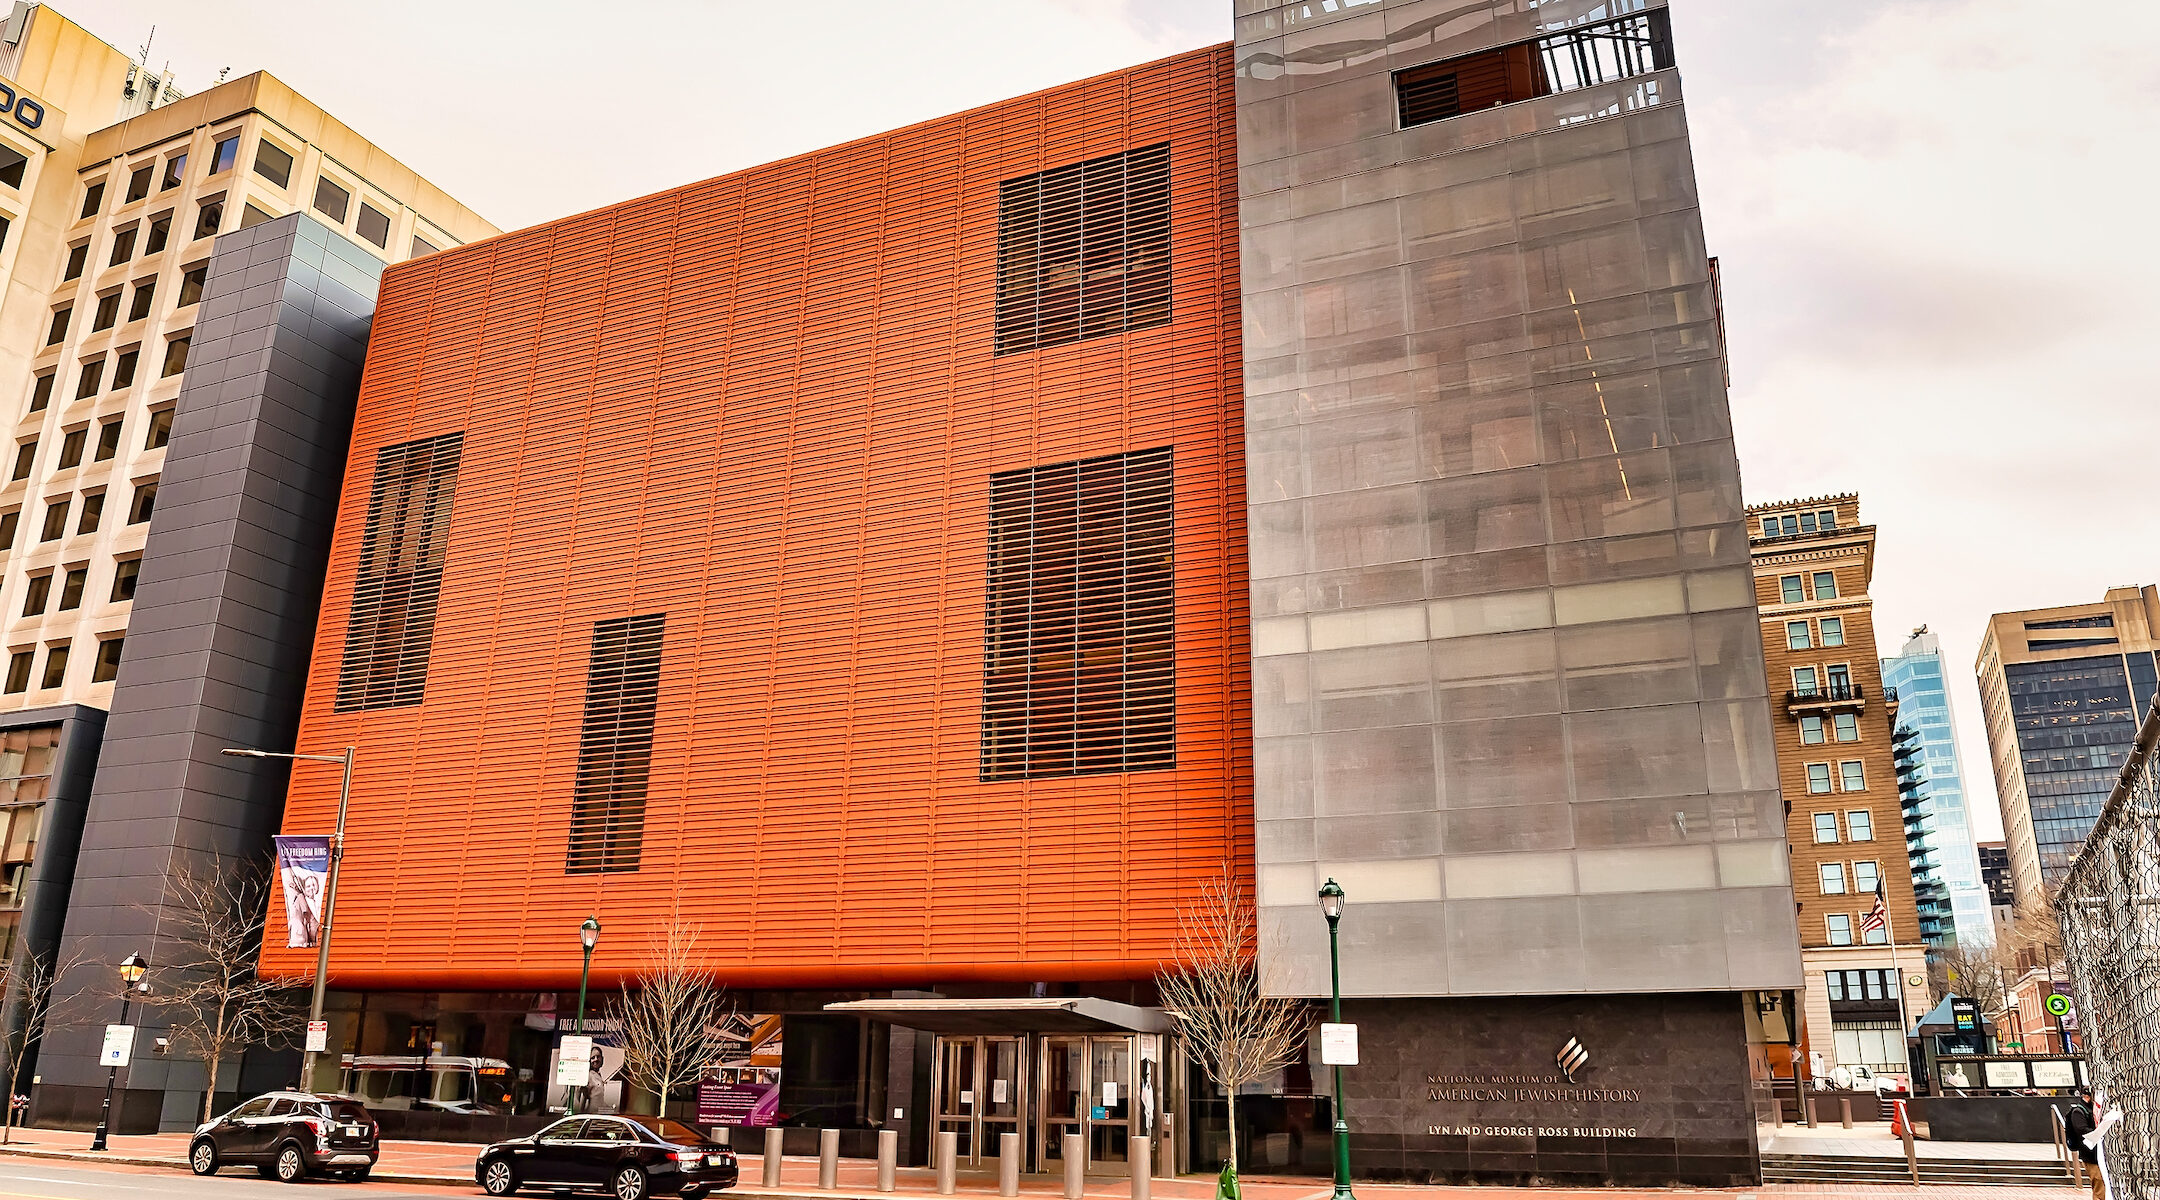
[564,613,666,875]
[334,433,463,712]
[980,446,1175,780]
[1394,9,1672,129]
[994,143,1171,356]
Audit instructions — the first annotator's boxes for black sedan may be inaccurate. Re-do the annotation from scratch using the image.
[188,1090,380,1182]
[477,1115,738,1199]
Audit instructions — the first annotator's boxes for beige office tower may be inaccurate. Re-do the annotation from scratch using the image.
[1977,585,2160,901]
[0,6,493,717]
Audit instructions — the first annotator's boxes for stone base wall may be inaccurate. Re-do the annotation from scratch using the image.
[1334,992,1760,1186]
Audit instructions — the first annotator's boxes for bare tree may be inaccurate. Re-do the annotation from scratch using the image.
[611,925,730,1119]
[1932,941,2007,1013]
[1155,867,1309,1183]
[151,856,307,1122]
[0,945,89,1143]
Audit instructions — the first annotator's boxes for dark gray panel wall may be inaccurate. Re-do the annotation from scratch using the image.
[38,214,384,1131]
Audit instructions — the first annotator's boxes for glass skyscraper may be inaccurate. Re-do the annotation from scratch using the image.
[1880,630,1991,947]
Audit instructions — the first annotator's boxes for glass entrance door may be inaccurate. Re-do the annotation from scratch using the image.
[1037,1035,1137,1176]
[934,1036,1028,1168]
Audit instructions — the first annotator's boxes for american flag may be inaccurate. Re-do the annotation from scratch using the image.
[1859,881,1888,940]
[1557,1036,1589,1083]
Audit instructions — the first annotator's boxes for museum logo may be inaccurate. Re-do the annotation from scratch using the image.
[1557,1036,1589,1083]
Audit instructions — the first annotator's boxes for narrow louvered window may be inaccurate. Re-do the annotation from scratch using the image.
[335,433,462,712]
[981,447,1175,780]
[994,143,1171,355]
[566,614,665,874]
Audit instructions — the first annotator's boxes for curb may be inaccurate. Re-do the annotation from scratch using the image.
[0,1142,471,1185]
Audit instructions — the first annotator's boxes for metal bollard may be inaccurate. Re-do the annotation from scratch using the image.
[1063,1132,1084,1200]
[1840,1097,1853,1129]
[764,1128,785,1188]
[936,1131,959,1195]
[820,1128,841,1189]
[1130,1135,1150,1200]
[999,1131,1021,1197]
[1804,1095,1818,1128]
[877,1129,898,1193]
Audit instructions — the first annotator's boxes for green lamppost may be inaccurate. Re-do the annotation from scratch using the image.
[1318,879,1355,1200]
[569,916,600,1115]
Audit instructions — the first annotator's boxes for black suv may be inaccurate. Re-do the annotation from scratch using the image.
[476,1115,738,1199]
[188,1091,380,1182]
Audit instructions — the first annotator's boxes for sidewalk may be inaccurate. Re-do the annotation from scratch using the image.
[0,1125,2076,1198]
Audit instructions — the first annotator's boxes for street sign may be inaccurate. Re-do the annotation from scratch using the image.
[556,1035,593,1086]
[99,1024,136,1068]
[1320,1022,1359,1066]
[2045,993,2072,1017]
[305,1021,329,1052]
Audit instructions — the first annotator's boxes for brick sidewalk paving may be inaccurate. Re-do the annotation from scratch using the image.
[0,1126,2077,1198]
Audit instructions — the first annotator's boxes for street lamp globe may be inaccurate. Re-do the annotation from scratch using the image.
[118,952,147,986]
[1318,878,1346,922]
[580,916,601,950]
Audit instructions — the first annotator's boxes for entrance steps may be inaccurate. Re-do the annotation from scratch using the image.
[1761,1151,2075,1187]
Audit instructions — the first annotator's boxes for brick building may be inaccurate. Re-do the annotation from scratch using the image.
[1748,495,1926,1079]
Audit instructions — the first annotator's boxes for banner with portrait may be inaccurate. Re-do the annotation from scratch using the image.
[273,835,332,948]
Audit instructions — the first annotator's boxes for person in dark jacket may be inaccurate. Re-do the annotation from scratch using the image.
[2062,1090,2102,1200]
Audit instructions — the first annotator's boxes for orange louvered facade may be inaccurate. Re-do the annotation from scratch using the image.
[259,45,1249,992]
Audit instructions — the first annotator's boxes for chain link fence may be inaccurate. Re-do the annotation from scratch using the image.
[2058,697,2160,1200]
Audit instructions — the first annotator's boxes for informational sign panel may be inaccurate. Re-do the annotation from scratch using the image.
[99,1024,136,1068]
[2032,1060,2078,1088]
[556,1035,593,1087]
[1983,1060,2028,1089]
[1320,1022,1359,1066]
[305,1021,329,1053]
[1951,997,1980,1032]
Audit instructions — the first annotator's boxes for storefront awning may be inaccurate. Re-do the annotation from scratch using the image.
[823,996,1172,1035]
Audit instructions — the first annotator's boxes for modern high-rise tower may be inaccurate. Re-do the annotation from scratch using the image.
[1879,628,1991,948]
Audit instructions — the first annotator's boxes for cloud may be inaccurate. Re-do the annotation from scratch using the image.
[1688,0,2160,838]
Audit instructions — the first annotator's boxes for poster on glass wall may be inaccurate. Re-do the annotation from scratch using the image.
[695,1013,784,1126]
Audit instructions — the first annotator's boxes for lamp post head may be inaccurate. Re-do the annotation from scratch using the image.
[580,916,601,951]
[1318,878,1346,923]
[118,952,148,985]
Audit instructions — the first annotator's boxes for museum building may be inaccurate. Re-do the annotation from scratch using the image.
[51,0,1806,1184]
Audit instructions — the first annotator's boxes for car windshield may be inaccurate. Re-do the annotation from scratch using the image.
[633,1117,711,1146]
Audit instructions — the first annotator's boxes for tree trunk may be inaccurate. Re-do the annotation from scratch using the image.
[203,1049,222,1124]
[1225,1086,1239,1177]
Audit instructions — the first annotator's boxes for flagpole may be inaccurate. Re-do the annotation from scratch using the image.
[1879,886,1912,1083]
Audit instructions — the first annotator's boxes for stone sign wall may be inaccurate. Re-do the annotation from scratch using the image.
[1334,993,1759,1185]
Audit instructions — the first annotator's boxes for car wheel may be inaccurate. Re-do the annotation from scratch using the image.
[188,1139,219,1176]
[275,1143,308,1183]
[611,1165,650,1200]
[480,1158,519,1196]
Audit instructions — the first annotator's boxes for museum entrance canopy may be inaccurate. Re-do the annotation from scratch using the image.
[822,996,1171,1035]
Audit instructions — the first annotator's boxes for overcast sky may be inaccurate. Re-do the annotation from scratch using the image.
[70,0,2160,840]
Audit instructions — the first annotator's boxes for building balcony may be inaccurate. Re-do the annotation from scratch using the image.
[1785,683,1871,714]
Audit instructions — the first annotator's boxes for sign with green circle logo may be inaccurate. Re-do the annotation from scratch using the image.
[2046,993,2073,1017]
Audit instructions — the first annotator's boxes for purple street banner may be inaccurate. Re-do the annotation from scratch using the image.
[273,835,332,949]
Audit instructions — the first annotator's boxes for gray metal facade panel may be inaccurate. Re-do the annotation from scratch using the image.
[1233,0,1802,998]
[41,214,384,1117]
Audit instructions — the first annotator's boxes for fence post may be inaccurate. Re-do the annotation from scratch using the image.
[877,1128,898,1193]
[820,1128,840,1189]
[936,1131,959,1196]
[1000,1130,1021,1197]
[763,1128,785,1188]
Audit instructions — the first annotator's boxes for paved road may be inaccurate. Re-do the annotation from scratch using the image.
[0,1158,474,1198]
